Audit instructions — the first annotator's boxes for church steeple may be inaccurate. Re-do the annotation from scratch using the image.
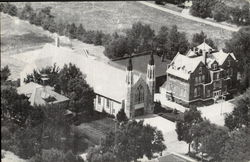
[146,52,155,113]
[125,57,133,118]
[149,53,154,65]
[127,57,133,71]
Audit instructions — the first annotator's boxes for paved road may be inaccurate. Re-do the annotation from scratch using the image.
[138,1,240,32]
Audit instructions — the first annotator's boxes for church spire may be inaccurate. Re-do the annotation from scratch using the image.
[149,52,154,65]
[127,57,133,71]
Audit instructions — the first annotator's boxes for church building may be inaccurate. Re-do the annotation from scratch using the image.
[20,38,155,118]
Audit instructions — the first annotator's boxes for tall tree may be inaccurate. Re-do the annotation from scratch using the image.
[222,127,250,162]
[1,65,11,82]
[87,120,166,162]
[225,88,250,131]
[191,31,217,49]
[175,107,203,153]
[116,108,128,123]
[190,0,217,18]
[225,26,250,89]
[167,25,189,59]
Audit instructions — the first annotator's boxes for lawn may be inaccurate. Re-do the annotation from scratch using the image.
[13,1,233,49]
[223,0,249,7]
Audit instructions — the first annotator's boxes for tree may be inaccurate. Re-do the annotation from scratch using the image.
[1,85,31,126]
[222,127,250,162]
[58,63,84,94]
[126,22,155,52]
[1,65,11,82]
[116,108,128,123]
[190,120,229,161]
[87,120,166,162]
[19,3,34,20]
[154,26,169,55]
[190,0,217,18]
[167,25,189,59]
[225,88,250,131]
[67,78,95,114]
[76,24,86,41]
[175,107,203,153]
[225,26,250,89]
[104,36,129,59]
[191,31,217,49]
[212,2,229,22]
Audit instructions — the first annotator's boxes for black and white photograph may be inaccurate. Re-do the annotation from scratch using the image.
[1,1,250,162]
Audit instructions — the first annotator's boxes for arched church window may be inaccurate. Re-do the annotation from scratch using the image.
[136,85,144,104]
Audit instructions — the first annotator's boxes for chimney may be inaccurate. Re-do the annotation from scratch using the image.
[55,37,60,47]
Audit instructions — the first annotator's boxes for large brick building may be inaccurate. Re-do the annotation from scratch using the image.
[160,42,238,106]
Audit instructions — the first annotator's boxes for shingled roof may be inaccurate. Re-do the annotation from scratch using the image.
[17,82,69,106]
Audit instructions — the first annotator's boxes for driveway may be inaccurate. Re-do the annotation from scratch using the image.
[138,1,239,32]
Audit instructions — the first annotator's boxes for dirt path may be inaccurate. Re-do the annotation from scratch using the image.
[138,1,240,32]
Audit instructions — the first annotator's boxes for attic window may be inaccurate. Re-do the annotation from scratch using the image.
[44,96,56,103]
[212,63,218,70]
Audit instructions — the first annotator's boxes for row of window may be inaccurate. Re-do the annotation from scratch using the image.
[195,75,205,84]
[97,95,113,109]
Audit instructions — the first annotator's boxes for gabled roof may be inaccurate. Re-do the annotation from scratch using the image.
[167,53,203,80]
[17,82,69,106]
[196,42,213,52]
[211,49,236,65]
[21,43,141,102]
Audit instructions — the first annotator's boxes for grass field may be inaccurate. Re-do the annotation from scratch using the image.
[13,1,233,49]
[0,13,54,80]
[223,0,249,7]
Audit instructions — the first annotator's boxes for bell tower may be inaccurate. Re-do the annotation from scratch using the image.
[146,53,155,113]
[125,58,133,118]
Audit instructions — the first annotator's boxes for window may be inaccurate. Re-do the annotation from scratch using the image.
[195,77,198,84]
[98,95,101,104]
[199,67,203,74]
[106,99,110,107]
[228,60,231,67]
[207,89,211,97]
[230,68,233,76]
[194,88,197,97]
[212,63,217,70]
[136,85,144,104]
[202,75,205,82]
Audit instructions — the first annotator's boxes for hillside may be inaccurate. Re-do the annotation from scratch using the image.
[14,1,233,48]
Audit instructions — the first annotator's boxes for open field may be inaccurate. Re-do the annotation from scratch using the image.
[13,1,233,49]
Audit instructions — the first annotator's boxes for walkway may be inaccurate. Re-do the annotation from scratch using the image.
[138,1,239,32]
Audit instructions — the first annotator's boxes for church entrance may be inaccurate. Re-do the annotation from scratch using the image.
[135,108,144,116]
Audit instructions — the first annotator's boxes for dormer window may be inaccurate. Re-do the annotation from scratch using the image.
[212,63,218,70]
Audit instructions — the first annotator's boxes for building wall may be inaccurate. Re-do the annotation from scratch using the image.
[163,55,238,107]
[94,94,122,116]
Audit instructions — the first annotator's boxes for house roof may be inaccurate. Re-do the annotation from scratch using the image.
[110,54,170,77]
[17,82,69,106]
[196,42,213,52]
[167,53,203,80]
[21,43,141,102]
[211,49,236,65]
